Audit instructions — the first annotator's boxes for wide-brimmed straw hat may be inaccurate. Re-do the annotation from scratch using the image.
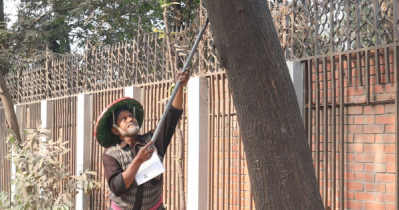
[94,97,144,148]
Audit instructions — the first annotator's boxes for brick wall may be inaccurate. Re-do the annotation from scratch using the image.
[309,50,397,210]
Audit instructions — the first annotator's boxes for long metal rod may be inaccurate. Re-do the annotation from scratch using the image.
[339,54,345,210]
[331,55,336,210]
[150,19,209,144]
[322,57,328,206]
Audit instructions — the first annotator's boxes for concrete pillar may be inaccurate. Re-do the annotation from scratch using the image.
[41,100,53,130]
[287,61,304,117]
[125,86,142,101]
[75,94,92,210]
[187,76,208,210]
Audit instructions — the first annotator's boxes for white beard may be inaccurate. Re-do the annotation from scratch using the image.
[126,125,140,135]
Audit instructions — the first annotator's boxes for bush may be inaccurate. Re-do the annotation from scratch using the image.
[0,127,101,210]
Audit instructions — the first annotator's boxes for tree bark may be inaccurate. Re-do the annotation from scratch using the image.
[203,1,324,209]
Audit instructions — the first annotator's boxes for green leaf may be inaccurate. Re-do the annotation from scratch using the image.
[85,171,97,176]
[161,2,181,8]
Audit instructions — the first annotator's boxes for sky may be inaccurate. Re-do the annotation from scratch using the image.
[4,0,18,28]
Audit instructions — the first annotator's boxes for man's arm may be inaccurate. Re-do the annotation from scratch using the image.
[121,141,154,189]
[172,70,190,110]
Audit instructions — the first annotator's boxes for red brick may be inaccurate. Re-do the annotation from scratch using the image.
[347,106,363,115]
[365,163,374,172]
[376,93,393,101]
[364,202,385,210]
[387,203,396,210]
[376,116,395,124]
[354,134,375,143]
[354,173,375,182]
[385,124,395,133]
[387,164,395,173]
[385,144,395,154]
[375,134,395,143]
[371,85,385,94]
[347,144,364,153]
[346,172,355,181]
[376,174,395,183]
[364,144,385,153]
[346,182,363,191]
[365,183,386,192]
[385,104,395,114]
[355,192,375,201]
[375,154,395,163]
[347,163,364,172]
[348,87,364,96]
[348,125,363,133]
[375,193,395,202]
[354,153,375,162]
[363,125,384,134]
[387,184,395,192]
[345,200,363,209]
[354,116,375,124]
[364,105,384,114]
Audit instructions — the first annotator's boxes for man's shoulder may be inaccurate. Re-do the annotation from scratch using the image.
[103,144,122,156]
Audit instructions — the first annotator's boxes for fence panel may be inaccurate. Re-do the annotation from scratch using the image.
[0,109,11,199]
[207,74,255,210]
[90,89,125,209]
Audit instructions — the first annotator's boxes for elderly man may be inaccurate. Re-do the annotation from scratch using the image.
[94,71,189,210]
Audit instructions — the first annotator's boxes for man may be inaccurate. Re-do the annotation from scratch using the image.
[94,71,190,210]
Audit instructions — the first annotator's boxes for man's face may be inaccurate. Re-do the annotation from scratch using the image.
[115,110,140,135]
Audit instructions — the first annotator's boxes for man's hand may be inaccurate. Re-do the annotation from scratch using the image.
[176,68,190,86]
[136,141,154,163]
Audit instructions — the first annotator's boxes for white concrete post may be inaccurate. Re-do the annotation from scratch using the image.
[75,94,92,210]
[125,86,142,101]
[187,76,208,210]
[287,61,304,117]
[41,100,53,129]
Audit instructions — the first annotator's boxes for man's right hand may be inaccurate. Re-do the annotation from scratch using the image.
[136,141,154,163]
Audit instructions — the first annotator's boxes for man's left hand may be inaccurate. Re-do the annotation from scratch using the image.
[177,68,190,86]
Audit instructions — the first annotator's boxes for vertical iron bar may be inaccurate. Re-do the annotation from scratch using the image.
[304,62,308,133]
[384,47,390,83]
[323,57,328,207]
[330,0,334,53]
[393,0,398,43]
[375,49,381,84]
[394,46,399,210]
[373,0,379,46]
[314,1,319,56]
[315,58,321,183]
[331,55,337,210]
[365,50,370,103]
[308,60,313,149]
[355,0,361,49]
[357,52,363,86]
[339,54,345,210]
[348,53,352,86]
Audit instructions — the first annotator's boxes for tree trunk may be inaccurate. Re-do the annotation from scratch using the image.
[203,1,324,209]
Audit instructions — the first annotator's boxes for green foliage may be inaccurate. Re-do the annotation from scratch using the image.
[0,127,101,210]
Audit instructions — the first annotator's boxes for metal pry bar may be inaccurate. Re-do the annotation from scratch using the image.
[149,18,209,147]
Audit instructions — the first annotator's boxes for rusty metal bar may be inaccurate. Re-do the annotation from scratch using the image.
[365,50,370,103]
[308,60,313,149]
[207,76,214,209]
[303,61,308,140]
[322,57,328,206]
[385,47,390,83]
[221,75,226,209]
[339,54,345,210]
[315,58,321,183]
[373,0,379,46]
[348,53,352,86]
[375,49,381,84]
[394,0,398,43]
[216,74,221,210]
[357,52,363,87]
[395,45,399,210]
[331,55,337,210]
